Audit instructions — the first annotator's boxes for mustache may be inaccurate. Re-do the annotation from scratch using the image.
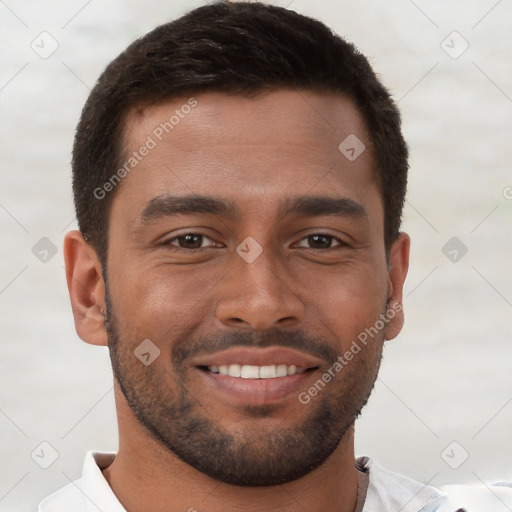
[172,328,340,368]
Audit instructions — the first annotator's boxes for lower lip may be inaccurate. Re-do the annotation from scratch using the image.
[195,367,316,405]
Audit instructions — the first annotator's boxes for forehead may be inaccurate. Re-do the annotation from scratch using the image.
[113,89,380,226]
[130,88,365,137]
[126,89,370,164]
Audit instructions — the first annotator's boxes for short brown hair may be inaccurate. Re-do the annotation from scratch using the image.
[72,1,408,265]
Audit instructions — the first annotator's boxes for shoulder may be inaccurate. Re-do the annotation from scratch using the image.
[437,482,512,511]
[37,481,87,511]
[358,457,512,512]
[357,456,445,511]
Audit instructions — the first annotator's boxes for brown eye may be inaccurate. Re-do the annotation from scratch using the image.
[166,233,217,250]
[296,234,344,250]
[308,234,333,249]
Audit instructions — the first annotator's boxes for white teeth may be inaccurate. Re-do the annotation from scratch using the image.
[276,364,288,377]
[227,364,241,377]
[207,364,306,378]
[240,365,260,379]
[259,365,276,378]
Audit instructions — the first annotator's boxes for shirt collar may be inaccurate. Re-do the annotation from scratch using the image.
[40,451,449,512]
[82,453,447,512]
[80,451,125,511]
[38,451,124,512]
[357,456,448,512]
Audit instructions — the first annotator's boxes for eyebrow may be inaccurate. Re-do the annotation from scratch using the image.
[139,194,369,224]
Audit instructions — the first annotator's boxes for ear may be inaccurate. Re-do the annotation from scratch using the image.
[384,232,410,341]
[64,230,108,346]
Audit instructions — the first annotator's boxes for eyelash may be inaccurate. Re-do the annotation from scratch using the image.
[162,232,348,251]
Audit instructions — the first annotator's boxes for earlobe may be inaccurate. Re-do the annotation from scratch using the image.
[385,232,410,341]
[64,230,108,346]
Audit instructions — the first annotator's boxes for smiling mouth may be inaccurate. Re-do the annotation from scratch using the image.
[198,364,318,379]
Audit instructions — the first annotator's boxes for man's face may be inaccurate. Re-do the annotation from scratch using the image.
[103,90,402,485]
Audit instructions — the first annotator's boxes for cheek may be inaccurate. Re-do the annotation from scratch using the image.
[108,242,389,350]
[300,262,388,350]
[108,262,226,341]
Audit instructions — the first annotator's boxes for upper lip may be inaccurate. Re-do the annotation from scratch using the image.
[192,347,324,369]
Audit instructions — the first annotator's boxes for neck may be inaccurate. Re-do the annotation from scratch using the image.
[103,385,359,512]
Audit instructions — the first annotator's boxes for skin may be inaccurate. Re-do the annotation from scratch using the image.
[64,89,410,512]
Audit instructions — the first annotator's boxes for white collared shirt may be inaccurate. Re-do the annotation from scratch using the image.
[38,452,123,511]
[37,452,512,512]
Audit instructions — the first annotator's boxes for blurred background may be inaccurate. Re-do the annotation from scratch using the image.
[0,0,511,510]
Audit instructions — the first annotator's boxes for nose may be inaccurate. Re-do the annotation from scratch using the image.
[215,246,305,331]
